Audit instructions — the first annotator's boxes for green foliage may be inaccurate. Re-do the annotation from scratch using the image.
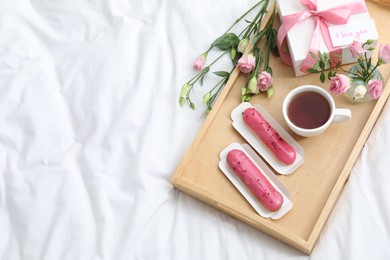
[179,0,277,114]
[212,33,240,51]
[213,71,230,77]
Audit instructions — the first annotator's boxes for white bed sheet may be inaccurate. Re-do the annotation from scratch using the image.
[0,0,389,259]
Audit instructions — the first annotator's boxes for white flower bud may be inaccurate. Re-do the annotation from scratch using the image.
[241,86,247,96]
[202,92,211,104]
[179,97,185,107]
[247,76,259,94]
[267,86,274,98]
[353,85,367,99]
[238,38,249,53]
[180,83,190,97]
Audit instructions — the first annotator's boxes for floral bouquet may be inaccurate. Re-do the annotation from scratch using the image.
[179,0,277,115]
[308,40,390,102]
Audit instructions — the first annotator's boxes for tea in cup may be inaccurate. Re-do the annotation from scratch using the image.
[282,85,351,137]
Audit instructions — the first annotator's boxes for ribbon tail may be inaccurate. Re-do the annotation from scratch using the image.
[277,12,313,67]
[319,19,333,50]
[300,16,322,74]
[277,21,293,66]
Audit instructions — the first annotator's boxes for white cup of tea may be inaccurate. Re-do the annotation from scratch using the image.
[282,85,351,137]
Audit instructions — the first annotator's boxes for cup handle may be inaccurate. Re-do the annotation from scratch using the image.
[332,108,351,123]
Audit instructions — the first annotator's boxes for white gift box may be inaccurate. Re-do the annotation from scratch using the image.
[277,0,379,76]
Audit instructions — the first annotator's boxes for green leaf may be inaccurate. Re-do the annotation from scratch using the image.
[367,57,372,70]
[323,52,329,61]
[310,51,316,60]
[257,51,263,65]
[265,28,278,54]
[319,61,325,70]
[365,39,374,45]
[199,67,210,86]
[190,102,195,110]
[252,29,267,45]
[272,46,280,57]
[313,61,320,71]
[265,66,273,75]
[200,74,206,86]
[320,71,325,83]
[213,71,230,78]
[211,33,240,51]
[269,29,278,51]
[230,48,236,60]
[318,51,323,60]
[307,68,319,74]
[179,97,185,107]
[327,70,333,80]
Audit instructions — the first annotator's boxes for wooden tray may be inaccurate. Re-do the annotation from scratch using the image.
[172,1,390,254]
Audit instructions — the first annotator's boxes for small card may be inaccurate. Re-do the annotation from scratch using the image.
[329,19,378,47]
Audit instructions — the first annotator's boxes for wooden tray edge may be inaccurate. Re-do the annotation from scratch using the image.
[306,79,390,252]
[172,176,312,254]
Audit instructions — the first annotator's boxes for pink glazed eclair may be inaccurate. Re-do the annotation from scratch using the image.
[227,149,284,212]
[243,107,296,165]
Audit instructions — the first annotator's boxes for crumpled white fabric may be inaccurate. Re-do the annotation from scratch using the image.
[0,0,389,259]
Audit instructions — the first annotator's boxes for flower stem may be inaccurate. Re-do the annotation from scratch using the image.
[264,9,276,71]
[253,39,266,76]
[205,0,266,53]
[210,77,227,93]
[365,63,380,82]
[242,0,269,39]
[208,67,234,105]
[224,0,265,35]
[188,70,205,85]
[188,50,229,85]
[339,66,361,79]
[207,50,230,67]
[238,23,253,38]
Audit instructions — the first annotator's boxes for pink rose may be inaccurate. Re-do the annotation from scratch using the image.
[379,44,390,64]
[349,41,366,58]
[329,74,351,94]
[237,54,256,73]
[193,53,206,71]
[257,71,273,91]
[367,79,383,99]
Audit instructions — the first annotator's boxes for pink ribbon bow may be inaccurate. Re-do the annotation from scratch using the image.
[277,0,367,74]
